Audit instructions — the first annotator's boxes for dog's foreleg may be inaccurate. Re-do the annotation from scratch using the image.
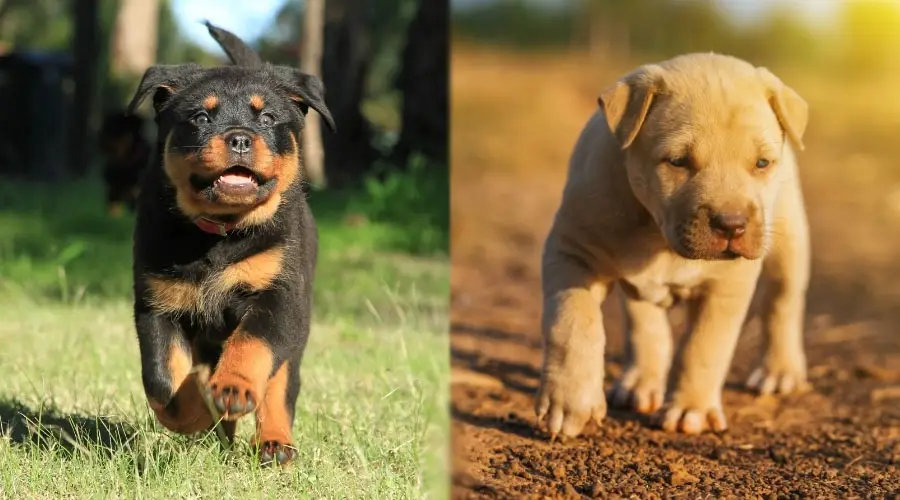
[535,246,610,439]
[747,185,811,395]
[659,273,757,434]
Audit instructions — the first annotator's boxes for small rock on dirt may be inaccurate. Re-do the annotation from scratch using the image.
[667,463,700,486]
[553,465,567,479]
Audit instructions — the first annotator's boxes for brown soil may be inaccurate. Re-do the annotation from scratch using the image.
[451,49,900,499]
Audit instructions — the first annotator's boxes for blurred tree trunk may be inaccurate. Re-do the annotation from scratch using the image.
[300,0,325,186]
[392,0,448,167]
[69,0,100,177]
[110,0,160,77]
[322,0,375,187]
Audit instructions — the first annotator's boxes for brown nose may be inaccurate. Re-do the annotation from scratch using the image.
[710,212,747,239]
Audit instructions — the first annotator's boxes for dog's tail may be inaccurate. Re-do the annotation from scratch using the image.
[204,21,263,67]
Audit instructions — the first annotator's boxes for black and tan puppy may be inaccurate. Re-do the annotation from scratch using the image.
[127,23,335,466]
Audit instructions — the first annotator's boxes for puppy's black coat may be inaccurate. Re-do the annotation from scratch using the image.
[128,23,334,466]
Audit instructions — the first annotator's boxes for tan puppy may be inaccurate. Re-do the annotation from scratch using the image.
[536,53,810,437]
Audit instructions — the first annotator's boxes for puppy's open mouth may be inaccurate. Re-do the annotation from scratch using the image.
[213,166,260,194]
[190,166,265,195]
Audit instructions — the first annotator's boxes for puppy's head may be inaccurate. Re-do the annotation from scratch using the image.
[599,53,808,260]
[127,63,335,224]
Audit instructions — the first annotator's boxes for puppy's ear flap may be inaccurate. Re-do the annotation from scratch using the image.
[271,67,336,133]
[127,64,202,115]
[598,64,665,150]
[757,67,808,151]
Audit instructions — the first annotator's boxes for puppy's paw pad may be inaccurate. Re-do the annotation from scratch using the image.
[609,367,666,414]
[745,366,809,396]
[258,440,297,467]
[536,379,607,439]
[207,379,259,420]
[656,404,727,435]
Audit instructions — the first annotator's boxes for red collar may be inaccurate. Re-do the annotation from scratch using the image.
[193,216,236,236]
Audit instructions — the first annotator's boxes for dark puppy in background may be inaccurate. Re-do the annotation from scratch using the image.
[127,22,335,466]
[99,111,150,215]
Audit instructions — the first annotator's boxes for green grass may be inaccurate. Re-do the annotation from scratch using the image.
[0,176,449,499]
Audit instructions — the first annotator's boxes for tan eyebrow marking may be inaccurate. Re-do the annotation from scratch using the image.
[203,94,218,110]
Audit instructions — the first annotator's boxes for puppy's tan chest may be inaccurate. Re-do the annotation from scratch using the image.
[618,255,710,307]
[145,245,285,315]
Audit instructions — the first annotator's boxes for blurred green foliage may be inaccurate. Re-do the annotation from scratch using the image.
[350,157,449,255]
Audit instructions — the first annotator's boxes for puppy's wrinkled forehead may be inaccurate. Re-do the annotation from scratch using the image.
[643,60,785,157]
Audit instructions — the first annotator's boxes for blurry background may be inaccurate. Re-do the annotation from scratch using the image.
[451,1,900,497]
[0,1,449,497]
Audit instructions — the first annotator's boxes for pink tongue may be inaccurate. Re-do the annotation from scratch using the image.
[218,173,254,185]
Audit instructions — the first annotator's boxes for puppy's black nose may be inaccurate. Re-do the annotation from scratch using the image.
[710,212,747,239]
[226,132,252,154]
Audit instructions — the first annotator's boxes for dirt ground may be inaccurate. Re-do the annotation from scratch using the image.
[450,48,900,499]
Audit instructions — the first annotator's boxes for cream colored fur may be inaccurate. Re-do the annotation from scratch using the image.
[536,53,811,437]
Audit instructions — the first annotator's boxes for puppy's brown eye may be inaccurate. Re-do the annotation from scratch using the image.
[192,112,210,126]
[666,156,689,168]
[259,113,275,127]
[756,158,770,169]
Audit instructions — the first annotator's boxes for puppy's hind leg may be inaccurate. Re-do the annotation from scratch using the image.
[610,286,673,414]
[253,357,301,467]
[746,189,811,396]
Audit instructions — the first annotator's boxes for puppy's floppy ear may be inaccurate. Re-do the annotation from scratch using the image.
[598,64,665,150]
[127,64,203,115]
[270,66,336,133]
[756,67,808,151]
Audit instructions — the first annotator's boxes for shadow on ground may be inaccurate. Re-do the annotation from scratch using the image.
[0,398,138,455]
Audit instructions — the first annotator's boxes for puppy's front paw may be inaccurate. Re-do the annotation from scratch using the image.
[535,363,606,439]
[745,360,809,396]
[256,439,297,467]
[207,373,260,420]
[609,366,667,414]
[656,399,727,435]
